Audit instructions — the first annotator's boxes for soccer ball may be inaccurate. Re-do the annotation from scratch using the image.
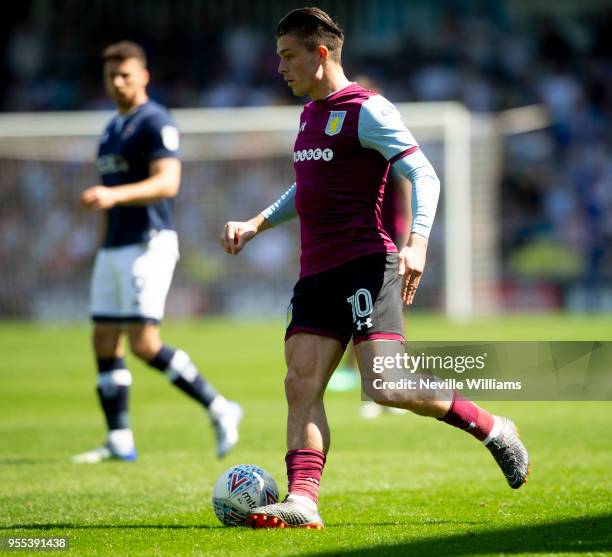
[212,464,279,526]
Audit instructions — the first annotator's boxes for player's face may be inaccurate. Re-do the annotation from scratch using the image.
[104,58,149,110]
[277,34,323,97]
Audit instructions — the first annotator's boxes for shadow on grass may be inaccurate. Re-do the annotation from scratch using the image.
[311,514,612,556]
[3,514,611,555]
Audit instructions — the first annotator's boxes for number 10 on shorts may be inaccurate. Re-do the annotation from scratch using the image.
[347,288,373,330]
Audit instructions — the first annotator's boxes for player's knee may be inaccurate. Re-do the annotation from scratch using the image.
[362,383,402,406]
[284,368,306,404]
[361,379,425,409]
[284,365,323,406]
[128,336,157,361]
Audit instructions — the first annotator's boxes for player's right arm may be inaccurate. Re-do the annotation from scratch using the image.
[220,182,297,255]
[81,158,181,210]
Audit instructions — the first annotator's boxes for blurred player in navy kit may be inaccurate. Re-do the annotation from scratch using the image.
[73,41,242,463]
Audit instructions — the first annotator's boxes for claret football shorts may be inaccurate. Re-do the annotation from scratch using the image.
[285,252,405,348]
[90,230,179,324]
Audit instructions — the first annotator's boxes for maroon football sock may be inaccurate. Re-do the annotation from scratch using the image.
[440,392,494,441]
[286,448,326,505]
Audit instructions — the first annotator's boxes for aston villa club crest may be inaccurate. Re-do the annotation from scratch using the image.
[325,111,347,136]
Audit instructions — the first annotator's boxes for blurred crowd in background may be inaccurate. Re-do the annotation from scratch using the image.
[1,0,611,316]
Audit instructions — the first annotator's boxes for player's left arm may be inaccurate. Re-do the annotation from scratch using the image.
[358,96,441,305]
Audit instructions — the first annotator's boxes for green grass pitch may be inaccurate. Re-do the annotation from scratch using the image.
[1,314,611,556]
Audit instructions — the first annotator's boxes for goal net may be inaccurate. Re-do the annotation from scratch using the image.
[0,103,508,321]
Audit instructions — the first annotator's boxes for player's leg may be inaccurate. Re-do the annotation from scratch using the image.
[249,268,351,528]
[249,332,343,529]
[284,333,343,510]
[356,339,529,488]
[73,249,136,463]
[127,322,242,458]
[352,251,529,488]
[285,332,344,452]
[72,323,137,463]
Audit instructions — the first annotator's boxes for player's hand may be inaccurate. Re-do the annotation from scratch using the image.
[81,186,118,211]
[220,221,258,255]
[398,233,428,305]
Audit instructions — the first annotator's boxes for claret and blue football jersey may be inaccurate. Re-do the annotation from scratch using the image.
[291,83,437,278]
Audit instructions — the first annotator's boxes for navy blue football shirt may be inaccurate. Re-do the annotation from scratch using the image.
[97,100,180,247]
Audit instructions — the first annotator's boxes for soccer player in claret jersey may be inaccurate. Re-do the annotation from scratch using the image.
[73,41,242,464]
[221,8,529,529]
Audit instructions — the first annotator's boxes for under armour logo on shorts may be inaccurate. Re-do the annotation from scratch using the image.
[355,318,373,331]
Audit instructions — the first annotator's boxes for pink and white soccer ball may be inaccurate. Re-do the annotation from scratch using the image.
[212,464,279,526]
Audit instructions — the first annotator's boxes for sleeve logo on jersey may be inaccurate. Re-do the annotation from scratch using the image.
[325,111,347,136]
[161,125,180,151]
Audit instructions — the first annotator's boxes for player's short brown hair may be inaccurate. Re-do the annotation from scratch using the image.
[277,7,344,61]
[102,40,147,66]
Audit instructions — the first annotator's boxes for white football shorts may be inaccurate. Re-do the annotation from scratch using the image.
[90,230,179,324]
